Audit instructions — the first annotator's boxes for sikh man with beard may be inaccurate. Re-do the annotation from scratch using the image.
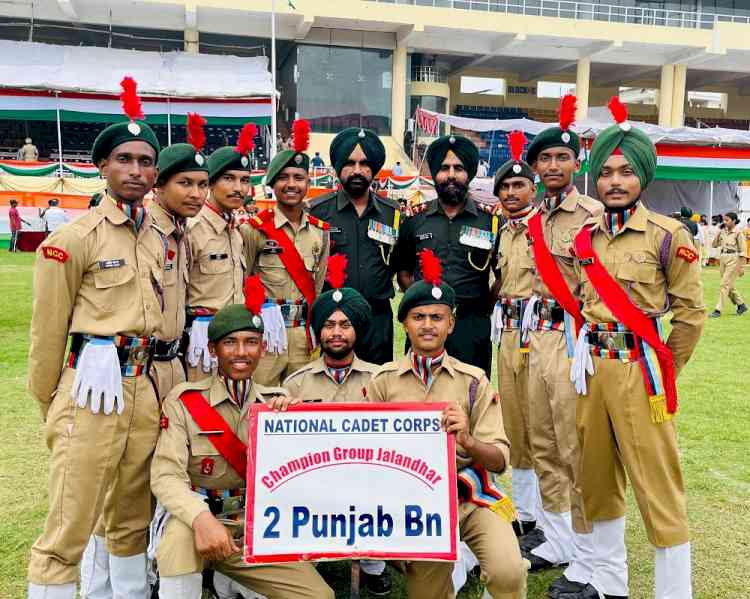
[568,98,704,599]
[397,134,499,377]
[489,131,543,546]
[80,114,210,598]
[185,124,256,381]
[308,128,402,365]
[282,254,392,596]
[241,119,329,386]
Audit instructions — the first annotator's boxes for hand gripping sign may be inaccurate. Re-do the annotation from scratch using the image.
[245,402,458,563]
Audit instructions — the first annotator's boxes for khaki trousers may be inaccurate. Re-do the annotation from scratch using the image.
[157,517,334,599]
[150,357,186,402]
[405,504,527,599]
[527,330,590,533]
[498,331,533,470]
[715,254,745,311]
[253,326,314,386]
[577,357,690,547]
[29,368,160,585]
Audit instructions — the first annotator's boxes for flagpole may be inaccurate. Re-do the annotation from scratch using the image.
[270,0,278,160]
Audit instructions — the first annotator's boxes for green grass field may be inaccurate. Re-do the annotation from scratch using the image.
[1,251,748,599]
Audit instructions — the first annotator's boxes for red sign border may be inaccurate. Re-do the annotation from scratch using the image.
[245,401,458,564]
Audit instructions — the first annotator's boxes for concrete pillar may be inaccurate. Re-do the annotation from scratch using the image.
[576,57,591,121]
[391,45,408,145]
[658,64,675,128]
[671,63,687,128]
[184,28,199,54]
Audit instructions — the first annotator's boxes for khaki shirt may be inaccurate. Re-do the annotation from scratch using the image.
[28,193,165,405]
[574,204,705,373]
[151,375,286,527]
[531,188,603,299]
[240,206,330,301]
[496,209,537,300]
[367,353,509,472]
[713,228,748,258]
[283,355,377,402]
[151,203,188,341]
[186,203,245,312]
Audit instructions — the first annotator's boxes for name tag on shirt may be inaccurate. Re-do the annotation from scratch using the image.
[367,219,397,246]
[417,233,433,241]
[262,240,283,255]
[329,226,343,234]
[98,259,126,270]
[459,226,494,250]
[165,263,174,271]
[209,253,229,260]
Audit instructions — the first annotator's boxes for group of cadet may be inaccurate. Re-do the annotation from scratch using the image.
[26,78,713,599]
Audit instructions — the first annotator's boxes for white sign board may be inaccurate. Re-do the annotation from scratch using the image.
[245,402,458,563]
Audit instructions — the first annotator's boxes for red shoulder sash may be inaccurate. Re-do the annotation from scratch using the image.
[527,211,584,334]
[180,391,248,478]
[574,224,678,415]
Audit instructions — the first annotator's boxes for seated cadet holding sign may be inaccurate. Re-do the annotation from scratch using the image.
[367,250,526,599]
[150,276,334,599]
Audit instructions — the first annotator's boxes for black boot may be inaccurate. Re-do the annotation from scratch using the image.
[361,569,392,596]
[737,303,748,315]
[512,519,537,537]
[519,526,546,553]
[547,575,587,598]
[558,583,627,599]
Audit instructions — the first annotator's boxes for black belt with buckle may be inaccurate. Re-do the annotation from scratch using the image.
[535,302,565,323]
[68,333,155,375]
[722,249,737,254]
[501,301,525,321]
[587,330,636,352]
[153,339,180,362]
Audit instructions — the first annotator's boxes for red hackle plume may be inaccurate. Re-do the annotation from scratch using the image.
[120,76,144,122]
[608,96,629,124]
[558,93,577,131]
[292,119,311,154]
[187,113,207,152]
[235,123,258,155]
[326,254,348,289]
[508,130,527,162]
[243,275,265,316]
[419,249,442,287]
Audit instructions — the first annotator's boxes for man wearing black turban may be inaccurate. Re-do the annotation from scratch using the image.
[308,128,402,365]
[282,285,393,595]
[396,134,499,377]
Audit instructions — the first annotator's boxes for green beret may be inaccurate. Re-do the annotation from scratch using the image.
[589,123,656,190]
[310,287,372,339]
[329,128,386,177]
[425,135,479,182]
[265,149,310,187]
[208,304,264,343]
[92,120,160,165]
[493,159,535,196]
[397,280,456,322]
[157,143,208,184]
[208,146,252,183]
[525,127,580,166]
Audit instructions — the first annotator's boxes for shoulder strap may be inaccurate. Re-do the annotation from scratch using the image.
[527,211,583,334]
[574,225,678,416]
[180,391,248,477]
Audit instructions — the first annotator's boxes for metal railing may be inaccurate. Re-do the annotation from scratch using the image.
[366,0,750,30]
[411,65,447,83]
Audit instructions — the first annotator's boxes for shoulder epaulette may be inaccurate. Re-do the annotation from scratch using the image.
[69,208,105,238]
[257,383,288,397]
[169,379,211,404]
[576,194,604,216]
[283,363,314,385]
[371,361,401,379]
[452,359,487,383]
[308,191,337,210]
[307,214,330,231]
[648,212,683,234]
[248,208,273,229]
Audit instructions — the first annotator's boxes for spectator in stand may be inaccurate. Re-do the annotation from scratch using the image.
[41,198,68,234]
[311,152,325,168]
[8,199,31,252]
[18,137,39,162]
[393,161,403,176]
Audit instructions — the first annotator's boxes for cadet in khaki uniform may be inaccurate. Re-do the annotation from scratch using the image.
[397,135,500,377]
[283,260,391,596]
[150,283,335,599]
[569,100,704,599]
[241,119,329,386]
[367,251,526,599]
[27,83,164,599]
[709,211,747,318]
[185,124,256,381]
[521,95,600,594]
[490,131,542,541]
[308,128,400,365]
[80,116,212,599]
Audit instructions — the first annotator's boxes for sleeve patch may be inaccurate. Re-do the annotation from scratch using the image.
[42,246,70,263]
[676,245,698,263]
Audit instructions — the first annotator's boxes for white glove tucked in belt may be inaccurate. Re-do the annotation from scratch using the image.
[187,316,215,373]
[71,337,124,415]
